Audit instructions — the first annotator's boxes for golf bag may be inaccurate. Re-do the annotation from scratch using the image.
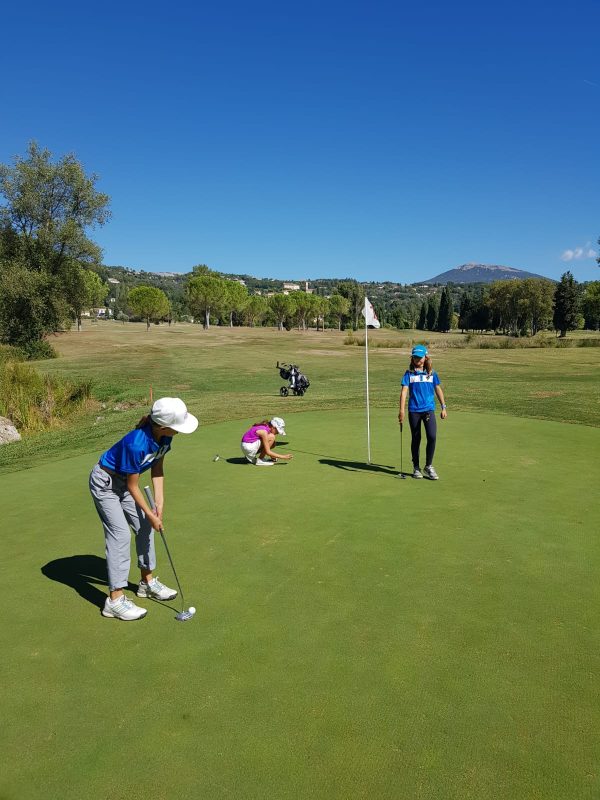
[276,361,310,397]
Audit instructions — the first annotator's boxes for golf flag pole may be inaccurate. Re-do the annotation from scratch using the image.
[362,297,380,465]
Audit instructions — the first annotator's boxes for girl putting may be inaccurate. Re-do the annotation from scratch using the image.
[89,397,198,621]
[240,417,292,466]
[398,345,447,479]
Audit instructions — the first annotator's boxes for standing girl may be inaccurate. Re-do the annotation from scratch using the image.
[398,345,447,479]
[89,397,198,620]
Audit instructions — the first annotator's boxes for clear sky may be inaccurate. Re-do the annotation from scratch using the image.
[1,0,598,283]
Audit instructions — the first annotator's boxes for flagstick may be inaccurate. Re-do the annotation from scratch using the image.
[365,299,371,464]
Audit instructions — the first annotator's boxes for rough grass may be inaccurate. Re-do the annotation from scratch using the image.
[1,321,599,472]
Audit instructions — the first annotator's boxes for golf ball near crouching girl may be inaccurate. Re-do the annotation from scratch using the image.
[240,417,292,465]
[89,397,198,621]
[398,345,447,479]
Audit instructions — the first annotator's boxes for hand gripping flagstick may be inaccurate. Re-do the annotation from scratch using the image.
[143,486,196,622]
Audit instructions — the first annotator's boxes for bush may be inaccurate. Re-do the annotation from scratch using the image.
[21,339,58,360]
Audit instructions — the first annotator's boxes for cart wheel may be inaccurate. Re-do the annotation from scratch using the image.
[280,387,289,397]
[296,389,304,397]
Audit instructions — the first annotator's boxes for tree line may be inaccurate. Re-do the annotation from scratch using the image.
[1,143,599,358]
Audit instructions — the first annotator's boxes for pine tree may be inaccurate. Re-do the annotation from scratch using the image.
[437,287,453,332]
[417,302,427,330]
[553,271,579,338]
[426,297,438,331]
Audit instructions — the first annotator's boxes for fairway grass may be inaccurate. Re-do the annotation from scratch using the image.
[2,322,599,473]
[3,409,600,799]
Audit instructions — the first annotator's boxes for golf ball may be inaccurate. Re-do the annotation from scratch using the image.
[188,606,196,615]
[212,455,220,461]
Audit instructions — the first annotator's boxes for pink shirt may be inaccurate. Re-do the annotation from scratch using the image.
[241,424,270,444]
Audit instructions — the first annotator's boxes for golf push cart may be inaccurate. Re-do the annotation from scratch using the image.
[276,361,310,397]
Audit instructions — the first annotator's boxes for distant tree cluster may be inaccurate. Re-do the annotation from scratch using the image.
[2,142,598,357]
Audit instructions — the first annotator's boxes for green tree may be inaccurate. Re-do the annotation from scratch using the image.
[290,291,317,330]
[0,142,110,351]
[63,264,109,331]
[222,280,249,326]
[458,294,473,332]
[185,272,226,329]
[337,281,365,330]
[327,293,350,331]
[0,264,64,353]
[581,281,600,330]
[426,296,438,331]
[269,293,297,331]
[437,287,453,332]
[417,301,427,330]
[244,295,268,327]
[313,295,329,331]
[553,271,579,338]
[0,142,110,274]
[127,285,170,330]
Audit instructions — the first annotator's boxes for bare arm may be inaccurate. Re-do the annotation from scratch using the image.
[398,385,408,424]
[435,385,447,419]
[258,430,292,461]
[126,473,162,530]
[151,459,165,520]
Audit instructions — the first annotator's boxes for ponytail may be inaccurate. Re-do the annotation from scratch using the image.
[136,414,152,429]
[253,419,271,427]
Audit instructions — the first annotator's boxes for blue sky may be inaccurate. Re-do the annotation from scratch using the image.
[1,0,599,283]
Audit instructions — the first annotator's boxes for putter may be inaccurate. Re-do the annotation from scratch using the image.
[396,422,406,479]
[143,486,195,622]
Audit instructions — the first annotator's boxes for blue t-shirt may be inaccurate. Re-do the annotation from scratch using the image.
[401,370,440,413]
[99,423,172,475]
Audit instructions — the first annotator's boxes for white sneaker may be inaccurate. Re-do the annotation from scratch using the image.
[102,595,147,621]
[137,577,177,600]
[424,465,439,480]
[412,467,423,479]
[255,458,274,466]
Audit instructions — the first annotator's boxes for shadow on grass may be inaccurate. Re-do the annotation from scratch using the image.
[226,457,250,465]
[41,554,136,609]
[319,458,398,475]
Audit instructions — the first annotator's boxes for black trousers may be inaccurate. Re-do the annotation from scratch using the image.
[408,411,437,468]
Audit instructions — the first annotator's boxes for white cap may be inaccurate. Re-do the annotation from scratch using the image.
[150,397,198,434]
[270,416,286,435]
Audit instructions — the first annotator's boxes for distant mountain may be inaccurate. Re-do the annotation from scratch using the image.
[421,263,551,284]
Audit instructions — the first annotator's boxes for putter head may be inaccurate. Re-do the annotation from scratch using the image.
[175,609,195,621]
[395,471,406,480]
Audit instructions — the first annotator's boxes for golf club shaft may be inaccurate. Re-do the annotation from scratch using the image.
[400,422,403,474]
[143,485,186,608]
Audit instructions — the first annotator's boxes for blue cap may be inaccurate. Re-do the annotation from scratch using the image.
[411,344,428,358]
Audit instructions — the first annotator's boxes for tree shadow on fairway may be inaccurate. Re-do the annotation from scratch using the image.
[319,458,398,475]
[41,554,136,609]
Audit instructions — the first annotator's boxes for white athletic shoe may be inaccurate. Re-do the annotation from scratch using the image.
[137,577,177,600]
[424,465,439,480]
[412,467,423,479]
[102,595,147,621]
[255,458,274,466]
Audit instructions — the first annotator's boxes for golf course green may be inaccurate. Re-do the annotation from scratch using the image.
[2,396,599,799]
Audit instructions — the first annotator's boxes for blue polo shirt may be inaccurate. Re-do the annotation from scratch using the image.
[99,423,172,475]
[401,370,440,413]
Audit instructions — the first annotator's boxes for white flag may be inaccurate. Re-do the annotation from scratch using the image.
[362,297,381,329]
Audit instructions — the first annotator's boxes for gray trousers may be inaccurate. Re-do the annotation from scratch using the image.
[89,464,156,591]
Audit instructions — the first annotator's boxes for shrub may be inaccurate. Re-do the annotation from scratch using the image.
[21,339,58,360]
